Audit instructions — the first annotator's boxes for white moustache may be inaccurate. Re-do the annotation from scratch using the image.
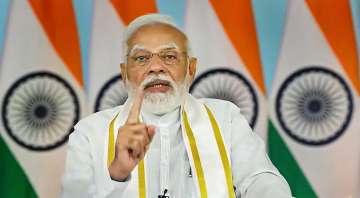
[141,74,176,91]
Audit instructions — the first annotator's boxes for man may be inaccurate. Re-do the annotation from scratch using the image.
[61,14,292,198]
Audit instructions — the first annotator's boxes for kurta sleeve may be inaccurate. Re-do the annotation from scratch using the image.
[61,122,96,198]
[61,120,130,198]
[228,103,292,198]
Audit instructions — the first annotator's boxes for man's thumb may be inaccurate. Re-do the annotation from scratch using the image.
[146,125,156,140]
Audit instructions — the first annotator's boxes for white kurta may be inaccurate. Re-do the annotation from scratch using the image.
[61,98,292,197]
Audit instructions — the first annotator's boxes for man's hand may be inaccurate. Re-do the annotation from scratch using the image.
[108,90,156,181]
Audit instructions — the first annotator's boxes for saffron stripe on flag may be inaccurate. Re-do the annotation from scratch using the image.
[28,0,84,86]
[208,0,266,94]
[110,0,158,25]
[305,0,360,95]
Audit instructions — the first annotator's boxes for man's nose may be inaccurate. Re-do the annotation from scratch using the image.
[147,55,166,74]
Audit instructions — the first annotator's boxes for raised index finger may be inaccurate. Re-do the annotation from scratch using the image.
[126,88,144,124]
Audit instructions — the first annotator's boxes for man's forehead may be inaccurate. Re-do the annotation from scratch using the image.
[126,23,187,51]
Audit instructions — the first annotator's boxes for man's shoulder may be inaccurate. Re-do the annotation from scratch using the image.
[198,98,240,113]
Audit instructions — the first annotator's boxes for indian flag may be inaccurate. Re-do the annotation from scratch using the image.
[88,0,157,113]
[269,0,360,197]
[0,0,86,197]
[184,0,268,140]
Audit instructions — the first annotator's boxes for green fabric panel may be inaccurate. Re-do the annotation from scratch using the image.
[0,136,38,198]
[268,120,318,198]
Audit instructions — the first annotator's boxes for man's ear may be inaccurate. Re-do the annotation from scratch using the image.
[188,57,197,82]
[120,63,127,82]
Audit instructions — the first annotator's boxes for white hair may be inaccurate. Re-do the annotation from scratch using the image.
[122,13,192,60]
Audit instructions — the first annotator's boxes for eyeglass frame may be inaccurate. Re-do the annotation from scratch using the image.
[126,49,189,67]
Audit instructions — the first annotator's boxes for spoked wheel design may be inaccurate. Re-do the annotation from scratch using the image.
[275,67,353,145]
[94,75,128,112]
[190,68,258,128]
[2,71,80,151]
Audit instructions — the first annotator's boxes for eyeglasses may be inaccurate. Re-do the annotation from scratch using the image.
[127,50,187,67]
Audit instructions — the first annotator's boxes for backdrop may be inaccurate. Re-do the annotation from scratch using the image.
[0,0,359,197]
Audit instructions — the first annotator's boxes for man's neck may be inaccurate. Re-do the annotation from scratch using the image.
[141,106,180,127]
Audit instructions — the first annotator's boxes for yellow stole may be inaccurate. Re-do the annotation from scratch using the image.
[107,97,235,198]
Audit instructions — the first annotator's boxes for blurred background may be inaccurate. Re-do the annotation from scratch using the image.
[0,0,359,197]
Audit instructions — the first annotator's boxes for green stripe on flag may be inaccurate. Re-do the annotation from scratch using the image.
[268,120,317,198]
[0,136,37,198]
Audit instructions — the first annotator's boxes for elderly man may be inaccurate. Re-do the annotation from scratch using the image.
[61,14,292,198]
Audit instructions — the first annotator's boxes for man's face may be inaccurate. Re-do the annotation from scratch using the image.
[121,23,196,114]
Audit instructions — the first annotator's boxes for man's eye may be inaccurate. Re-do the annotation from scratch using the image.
[164,55,177,60]
[162,52,178,60]
[134,56,148,62]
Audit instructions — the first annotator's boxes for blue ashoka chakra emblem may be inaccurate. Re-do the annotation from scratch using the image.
[190,68,259,128]
[94,74,128,112]
[1,71,80,151]
[275,67,353,146]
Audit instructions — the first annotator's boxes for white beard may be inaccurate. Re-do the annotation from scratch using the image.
[126,73,190,115]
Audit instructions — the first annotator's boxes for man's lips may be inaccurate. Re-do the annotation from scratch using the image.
[144,79,172,92]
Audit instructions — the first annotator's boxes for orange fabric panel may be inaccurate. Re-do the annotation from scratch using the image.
[209,0,266,94]
[28,0,83,86]
[306,0,360,95]
[110,0,158,25]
